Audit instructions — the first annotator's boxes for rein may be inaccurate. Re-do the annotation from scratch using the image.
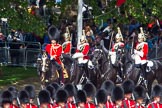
[93,49,110,78]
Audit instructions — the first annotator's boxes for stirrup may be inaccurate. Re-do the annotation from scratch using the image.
[143,80,148,89]
[88,65,94,69]
[116,75,122,83]
[137,75,143,85]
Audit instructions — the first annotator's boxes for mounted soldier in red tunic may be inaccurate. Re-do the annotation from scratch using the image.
[61,26,74,64]
[45,25,64,85]
[133,27,148,86]
[109,27,125,82]
[62,27,72,55]
[72,30,94,69]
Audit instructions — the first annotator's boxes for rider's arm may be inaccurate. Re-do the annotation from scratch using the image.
[82,44,89,55]
[63,42,71,54]
[134,43,148,57]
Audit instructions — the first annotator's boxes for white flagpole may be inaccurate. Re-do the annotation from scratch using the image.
[77,0,83,45]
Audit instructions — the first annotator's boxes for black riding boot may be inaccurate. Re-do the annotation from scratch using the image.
[140,63,147,86]
[57,68,64,85]
[116,72,122,83]
[84,64,90,80]
[116,67,123,83]
[51,60,64,85]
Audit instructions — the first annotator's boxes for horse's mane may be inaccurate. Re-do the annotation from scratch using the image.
[123,50,134,64]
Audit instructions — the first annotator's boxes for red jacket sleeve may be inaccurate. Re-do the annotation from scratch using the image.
[82,44,89,55]
[112,44,115,52]
[64,42,71,54]
[142,43,148,57]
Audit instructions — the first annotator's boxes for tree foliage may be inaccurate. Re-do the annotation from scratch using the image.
[0,0,162,37]
[94,0,162,25]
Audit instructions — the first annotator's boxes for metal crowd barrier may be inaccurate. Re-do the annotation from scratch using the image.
[0,41,41,68]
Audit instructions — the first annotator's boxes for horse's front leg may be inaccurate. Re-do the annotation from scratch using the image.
[40,72,46,82]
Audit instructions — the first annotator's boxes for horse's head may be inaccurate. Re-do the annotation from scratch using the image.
[122,51,134,64]
[91,49,104,65]
[37,51,50,72]
[122,51,136,77]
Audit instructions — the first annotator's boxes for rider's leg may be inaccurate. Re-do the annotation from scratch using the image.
[51,60,64,84]
[140,63,147,86]
[116,67,123,82]
[62,54,74,63]
[84,63,89,79]
[140,63,147,79]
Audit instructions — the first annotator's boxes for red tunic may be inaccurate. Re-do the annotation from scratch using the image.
[62,41,71,54]
[67,102,77,108]
[132,103,145,108]
[53,103,67,108]
[147,101,161,108]
[10,104,19,108]
[159,103,162,107]
[30,104,38,108]
[113,104,125,108]
[15,103,38,108]
[85,102,96,108]
[76,43,90,59]
[105,101,114,108]
[135,42,148,61]
[112,42,125,52]
[46,43,62,65]
[123,98,135,108]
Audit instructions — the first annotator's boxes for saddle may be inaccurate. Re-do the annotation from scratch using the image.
[56,63,69,79]
[134,60,155,73]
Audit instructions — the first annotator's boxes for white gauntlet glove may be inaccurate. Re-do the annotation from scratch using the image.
[134,49,143,57]
[109,51,116,55]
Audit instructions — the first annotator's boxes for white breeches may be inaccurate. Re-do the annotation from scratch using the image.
[132,54,147,65]
[109,51,116,65]
[72,52,94,68]
[72,52,84,59]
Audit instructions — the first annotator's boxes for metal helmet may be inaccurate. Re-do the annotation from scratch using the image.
[64,33,70,41]
[80,35,87,42]
[115,27,123,41]
[80,30,87,42]
[138,27,146,42]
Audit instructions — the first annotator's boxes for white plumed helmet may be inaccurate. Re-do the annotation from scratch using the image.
[64,33,70,40]
[80,35,87,42]
[115,27,123,41]
[80,30,87,42]
[138,33,146,41]
[138,27,146,41]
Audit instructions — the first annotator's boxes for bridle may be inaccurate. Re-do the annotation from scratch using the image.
[92,49,103,65]
[41,51,50,72]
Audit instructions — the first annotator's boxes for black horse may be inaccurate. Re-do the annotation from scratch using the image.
[91,48,117,87]
[71,57,97,88]
[122,50,162,94]
[37,51,54,88]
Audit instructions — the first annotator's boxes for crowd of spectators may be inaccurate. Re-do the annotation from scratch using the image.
[0,28,43,65]
[0,14,162,65]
